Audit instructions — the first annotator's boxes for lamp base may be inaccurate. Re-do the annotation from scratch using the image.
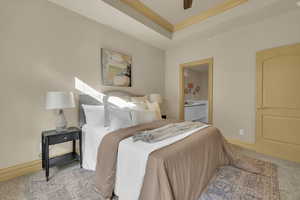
[56,109,68,132]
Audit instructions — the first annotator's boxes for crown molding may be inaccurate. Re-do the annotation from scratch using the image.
[120,0,174,32]
[120,0,248,33]
[174,0,248,31]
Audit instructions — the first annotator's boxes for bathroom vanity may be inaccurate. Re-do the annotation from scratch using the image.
[184,100,208,123]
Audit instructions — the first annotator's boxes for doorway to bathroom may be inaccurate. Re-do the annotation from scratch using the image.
[179,58,213,124]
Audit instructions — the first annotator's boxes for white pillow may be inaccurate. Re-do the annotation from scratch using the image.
[82,105,105,126]
[146,101,162,120]
[109,107,133,131]
[131,110,158,125]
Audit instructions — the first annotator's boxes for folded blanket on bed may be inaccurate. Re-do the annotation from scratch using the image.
[132,121,205,143]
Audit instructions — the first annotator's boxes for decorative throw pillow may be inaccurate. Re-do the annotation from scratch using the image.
[131,110,158,125]
[131,102,148,110]
[131,96,148,103]
[82,105,105,126]
[146,101,162,120]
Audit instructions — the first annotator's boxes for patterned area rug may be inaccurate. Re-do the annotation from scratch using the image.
[24,165,100,200]
[1,157,280,200]
[199,157,280,200]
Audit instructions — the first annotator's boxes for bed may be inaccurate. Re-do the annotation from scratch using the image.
[81,124,110,170]
[79,91,257,200]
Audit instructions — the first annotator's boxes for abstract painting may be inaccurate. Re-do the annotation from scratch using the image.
[101,48,132,87]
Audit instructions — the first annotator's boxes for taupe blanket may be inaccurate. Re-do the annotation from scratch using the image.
[95,120,179,198]
[95,120,258,200]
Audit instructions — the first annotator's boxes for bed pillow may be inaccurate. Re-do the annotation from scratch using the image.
[131,109,157,125]
[130,102,148,110]
[104,96,132,127]
[109,107,133,131]
[82,104,105,126]
[131,96,148,103]
[146,101,162,120]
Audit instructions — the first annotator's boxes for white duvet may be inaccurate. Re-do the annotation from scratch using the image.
[114,124,209,200]
[82,125,111,171]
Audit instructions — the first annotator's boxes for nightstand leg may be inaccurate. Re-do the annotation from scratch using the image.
[72,139,76,153]
[45,139,49,181]
[79,131,82,168]
[42,135,45,169]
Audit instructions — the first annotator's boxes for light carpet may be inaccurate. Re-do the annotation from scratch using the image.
[0,146,300,200]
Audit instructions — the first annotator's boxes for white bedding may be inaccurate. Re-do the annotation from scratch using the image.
[114,124,209,200]
[82,124,111,171]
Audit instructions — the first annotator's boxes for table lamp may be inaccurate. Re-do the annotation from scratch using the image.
[46,92,75,132]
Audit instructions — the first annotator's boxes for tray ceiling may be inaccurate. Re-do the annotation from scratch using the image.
[140,0,226,25]
[48,0,300,50]
[120,0,249,32]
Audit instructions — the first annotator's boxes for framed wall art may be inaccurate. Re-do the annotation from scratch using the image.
[101,48,132,87]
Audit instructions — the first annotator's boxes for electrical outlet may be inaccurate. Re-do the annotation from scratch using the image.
[239,129,245,136]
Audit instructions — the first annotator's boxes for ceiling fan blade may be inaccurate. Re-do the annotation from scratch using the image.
[184,0,193,9]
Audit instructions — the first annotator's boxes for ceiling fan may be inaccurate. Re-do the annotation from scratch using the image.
[184,0,193,9]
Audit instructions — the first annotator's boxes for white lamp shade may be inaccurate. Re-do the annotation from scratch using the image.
[150,94,162,103]
[46,92,75,110]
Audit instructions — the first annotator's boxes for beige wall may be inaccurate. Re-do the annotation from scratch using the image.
[165,10,300,143]
[184,69,208,101]
[0,0,165,168]
[1,0,300,169]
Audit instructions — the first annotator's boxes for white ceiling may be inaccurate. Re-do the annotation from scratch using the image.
[140,0,226,24]
[47,0,300,50]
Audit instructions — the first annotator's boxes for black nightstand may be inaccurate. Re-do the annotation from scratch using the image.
[42,127,82,181]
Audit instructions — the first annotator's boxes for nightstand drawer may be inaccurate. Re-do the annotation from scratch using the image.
[48,133,79,145]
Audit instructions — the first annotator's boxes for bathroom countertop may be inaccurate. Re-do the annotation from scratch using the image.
[184,100,207,107]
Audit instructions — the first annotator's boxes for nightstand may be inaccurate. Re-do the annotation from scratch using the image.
[42,127,82,181]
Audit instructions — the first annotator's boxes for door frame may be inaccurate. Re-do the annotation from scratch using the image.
[179,58,213,123]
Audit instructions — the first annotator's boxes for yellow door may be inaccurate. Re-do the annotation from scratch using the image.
[256,43,300,163]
